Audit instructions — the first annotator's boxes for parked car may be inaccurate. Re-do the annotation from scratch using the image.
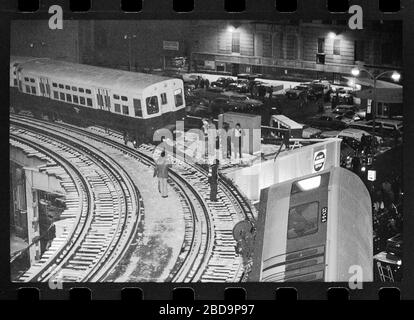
[211,77,235,88]
[305,114,347,130]
[333,104,366,119]
[330,87,354,104]
[226,79,249,93]
[285,85,309,99]
[338,128,383,145]
[334,110,362,124]
[348,119,403,137]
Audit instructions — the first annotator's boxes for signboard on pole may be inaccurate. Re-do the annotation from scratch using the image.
[163,40,179,51]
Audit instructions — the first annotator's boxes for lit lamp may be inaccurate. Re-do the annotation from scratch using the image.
[351,67,401,135]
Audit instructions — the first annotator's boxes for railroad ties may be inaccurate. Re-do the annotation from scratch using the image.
[10,122,139,283]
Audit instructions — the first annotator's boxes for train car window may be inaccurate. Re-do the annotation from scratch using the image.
[65,85,70,90]
[66,94,72,103]
[31,86,36,94]
[113,94,120,100]
[72,86,77,91]
[25,85,30,93]
[133,99,142,117]
[86,89,91,94]
[73,95,79,104]
[87,98,93,107]
[122,105,129,115]
[60,92,65,101]
[174,88,184,107]
[24,77,29,82]
[161,93,168,105]
[79,88,84,93]
[30,78,35,83]
[287,201,319,239]
[114,103,121,113]
[146,96,159,115]
[80,97,85,105]
[53,91,59,99]
[52,83,57,88]
[121,96,128,101]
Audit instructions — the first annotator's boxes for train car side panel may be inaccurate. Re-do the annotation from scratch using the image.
[330,169,373,281]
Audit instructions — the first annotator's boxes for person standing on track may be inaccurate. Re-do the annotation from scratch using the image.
[208,159,219,202]
[154,151,172,198]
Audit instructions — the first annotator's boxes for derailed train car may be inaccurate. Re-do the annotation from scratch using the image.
[10,56,186,142]
[250,167,373,282]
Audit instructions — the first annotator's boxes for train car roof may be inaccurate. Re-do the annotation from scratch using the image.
[14,56,176,93]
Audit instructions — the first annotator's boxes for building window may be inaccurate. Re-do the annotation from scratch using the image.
[333,39,341,55]
[79,96,85,105]
[121,96,128,101]
[317,38,325,54]
[72,86,77,91]
[87,98,93,106]
[113,94,120,100]
[262,33,272,58]
[65,85,70,90]
[231,32,240,53]
[14,79,17,86]
[160,93,168,105]
[86,89,91,94]
[60,92,65,101]
[133,99,142,117]
[53,91,59,99]
[24,77,29,82]
[58,84,64,89]
[146,96,159,115]
[79,88,84,93]
[122,105,129,115]
[25,85,31,93]
[286,35,297,60]
[73,95,79,104]
[174,89,183,107]
[66,94,72,102]
[52,83,57,88]
[30,78,35,83]
[31,86,36,94]
[354,40,365,62]
[114,103,121,113]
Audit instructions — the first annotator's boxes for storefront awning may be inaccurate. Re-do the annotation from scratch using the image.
[343,76,402,103]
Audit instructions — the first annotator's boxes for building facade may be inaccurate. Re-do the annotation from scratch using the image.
[189,20,402,82]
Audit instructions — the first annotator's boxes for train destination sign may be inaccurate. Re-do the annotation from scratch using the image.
[313,149,326,173]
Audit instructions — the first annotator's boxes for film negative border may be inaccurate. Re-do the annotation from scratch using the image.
[0,0,413,301]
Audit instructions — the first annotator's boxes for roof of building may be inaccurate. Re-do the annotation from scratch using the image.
[13,56,176,93]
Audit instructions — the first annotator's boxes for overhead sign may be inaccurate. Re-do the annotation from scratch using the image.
[313,149,326,173]
[163,40,179,51]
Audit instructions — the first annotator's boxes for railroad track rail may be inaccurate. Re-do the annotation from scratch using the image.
[11,114,257,282]
[10,120,141,283]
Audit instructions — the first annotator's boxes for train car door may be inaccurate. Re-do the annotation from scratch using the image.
[97,89,110,111]
[39,78,51,98]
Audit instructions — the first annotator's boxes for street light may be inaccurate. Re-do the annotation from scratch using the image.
[351,67,401,135]
[124,33,137,71]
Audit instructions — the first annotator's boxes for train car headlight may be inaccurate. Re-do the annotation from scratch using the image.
[297,175,321,191]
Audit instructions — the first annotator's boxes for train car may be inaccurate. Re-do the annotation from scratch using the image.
[9,56,186,142]
[250,167,373,282]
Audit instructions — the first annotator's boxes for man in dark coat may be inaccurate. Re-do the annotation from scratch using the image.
[209,159,219,201]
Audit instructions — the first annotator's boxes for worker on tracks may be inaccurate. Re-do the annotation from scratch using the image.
[154,151,172,198]
[208,159,219,202]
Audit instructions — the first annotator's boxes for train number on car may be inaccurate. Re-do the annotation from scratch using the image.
[321,207,328,223]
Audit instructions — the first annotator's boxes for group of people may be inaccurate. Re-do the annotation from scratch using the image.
[201,118,245,162]
[194,76,210,89]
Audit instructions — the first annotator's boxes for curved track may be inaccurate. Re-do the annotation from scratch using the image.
[11,114,256,282]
